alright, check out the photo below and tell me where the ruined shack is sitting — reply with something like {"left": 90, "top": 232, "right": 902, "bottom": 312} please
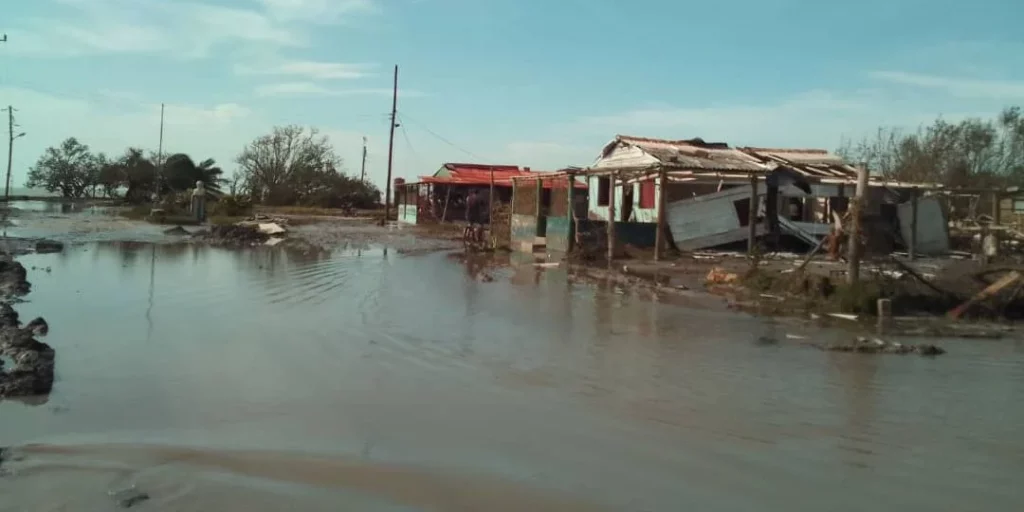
{"left": 577, "top": 135, "right": 949, "bottom": 257}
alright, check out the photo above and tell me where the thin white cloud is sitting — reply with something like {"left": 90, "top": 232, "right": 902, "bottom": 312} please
{"left": 254, "top": 82, "right": 424, "bottom": 98}
{"left": 236, "top": 61, "right": 376, "bottom": 80}
{"left": 8, "top": 0, "right": 306, "bottom": 58}
{"left": 868, "top": 71, "right": 1024, "bottom": 100}
{"left": 260, "top": 0, "right": 380, "bottom": 24}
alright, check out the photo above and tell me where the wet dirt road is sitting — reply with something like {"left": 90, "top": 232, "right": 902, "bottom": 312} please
{"left": 2, "top": 240, "right": 1024, "bottom": 511}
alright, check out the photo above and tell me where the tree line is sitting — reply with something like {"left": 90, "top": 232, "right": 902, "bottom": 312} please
{"left": 837, "top": 106, "right": 1024, "bottom": 188}
{"left": 25, "top": 125, "right": 381, "bottom": 209}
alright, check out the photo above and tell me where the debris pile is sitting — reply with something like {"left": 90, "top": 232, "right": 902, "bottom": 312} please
{"left": 201, "top": 224, "right": 271, "bottom": 247}
{"left": 814, "top": 336, "right": 946, "bottom": 356}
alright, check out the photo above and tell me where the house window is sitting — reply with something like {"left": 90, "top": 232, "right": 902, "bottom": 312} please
{"left": 639, "top": 180, "right": 656, "bottom": 209}
{"left": 1015, "top": 200, "right": 1024, "bottom": 213}
{"left": 597, "top": 176, "right": 610, "bottom": 206}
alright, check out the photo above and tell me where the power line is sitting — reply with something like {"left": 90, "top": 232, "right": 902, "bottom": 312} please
{"left": 397, "top": 111, "right": 490, "bottom": 162}
{"left": 397, "top": 114, "right": 424, "bottom": 172}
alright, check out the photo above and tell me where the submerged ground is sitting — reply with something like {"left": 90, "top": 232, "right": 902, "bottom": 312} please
{"left": 1, "top": 201, "right": 1023, "bottom": 511}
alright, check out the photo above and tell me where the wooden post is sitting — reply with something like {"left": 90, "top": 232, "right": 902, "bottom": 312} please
{"left": 655, "top": 168, "right": 667, "bottom": 261}
{"left": 535, "top": 177, "right": 542, "bottom": 218}
{"left": 909, "top": 188, "right": 918, "bottom": 261}
{"left": 846, "top": 166, "right": 870, "bottom": 284}
{"left": 415, "top": 183, "right": 420, "bottom": 224}
{"left": 607, "top": 172, "right": 617, "bottom": 265}
{"left": 877, "top": 298, "right": 892, "bottom": 334}
{"left": 510, "top": 178, "right": 517, "bottom": 216}
{"left": 747, "top": 174, "right": 758, "bottom": 255}
{"left": 567, "top": 172, "right": 577, "bottom": 253}
{"left": 992, "top": 189, "right": 1002, "bottom": 225}
{"left": 489, "top": 166, "right": 496, "bottom": 248}
{"left": 441, "top": 185, "right": 452, "bottom": 222}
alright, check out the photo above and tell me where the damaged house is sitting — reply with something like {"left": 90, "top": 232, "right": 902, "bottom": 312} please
{"left": 395, "top": 163, "right": 538, "bottom": 225}
{"left": 582, "top": 135, "right": 949, "bottom": 255}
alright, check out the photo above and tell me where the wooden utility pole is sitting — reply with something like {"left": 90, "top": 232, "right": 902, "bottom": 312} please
{"left": 655, "top": 169, "right": 667, "bottom": 260}
{"left": 846, "top": 166, "right": 870, "bottom": 284}
{"left": 567, "top": 171, "right": 577, "bottom": 253}
{"left": 384, "top": 65, "right": 399, "bottom": 223}
{"left": 360, "top": 136, "right": 367, "bottom": 183}
{"left": 4, "top": 106, "right": 24, "bottom": 201}
{"left": 153, "top": 103, "right": 165, "bottom": 202}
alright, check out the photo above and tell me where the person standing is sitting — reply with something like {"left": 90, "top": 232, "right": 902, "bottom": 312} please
{"left": 191, "top": 181, "right": 207, "bottom": 223}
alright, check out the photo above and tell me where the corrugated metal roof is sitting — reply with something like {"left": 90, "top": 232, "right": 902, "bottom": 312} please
{"left": 604, "top": 135, "right": 767, "bottom": 172}
{"left": 419, "top": 164, "right": 585, "bottom": 188}
{"left": 739, "top": 147, "right": 860, "bottom": 182}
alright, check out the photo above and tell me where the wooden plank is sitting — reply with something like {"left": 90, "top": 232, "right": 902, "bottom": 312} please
{"left": 947, "top": 271, "right": 1021, "bottom": 320}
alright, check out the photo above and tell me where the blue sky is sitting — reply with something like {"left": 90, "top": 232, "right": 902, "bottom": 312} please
{"left": 2, "top": 0, "right": 1023, "bottom": 191}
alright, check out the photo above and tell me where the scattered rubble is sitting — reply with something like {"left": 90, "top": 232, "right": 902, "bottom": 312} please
{"left": 198, "top": 224, "right": 271, "bottom": 247}
{"left": 814, "top": 336, "right": 946, "bottom": 356}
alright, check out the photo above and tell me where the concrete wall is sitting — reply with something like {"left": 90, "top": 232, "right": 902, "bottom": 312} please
{"left": 546, "top": 216, "right": 572, "bottom": 253}
{"left": 511, "top": 213, "right": 538, "bottom": 252}
{"left": 397, "top": 204, "right": 417, "bottom": 225}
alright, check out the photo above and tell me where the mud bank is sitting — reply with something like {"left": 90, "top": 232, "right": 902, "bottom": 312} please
{"left": 0, "top": 253, "right": 54, "bottom": 400}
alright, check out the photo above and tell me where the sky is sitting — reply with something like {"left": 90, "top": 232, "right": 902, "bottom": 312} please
{"left": 2, "top": 0, "right": 1023, "bottom": 192}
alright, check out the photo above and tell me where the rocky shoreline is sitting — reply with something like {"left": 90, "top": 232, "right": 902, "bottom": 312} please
{"left": 0, "top": 252, "right": 54, "bottom": 400}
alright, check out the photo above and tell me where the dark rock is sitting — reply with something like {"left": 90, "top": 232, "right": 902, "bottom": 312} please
{"left": 0, "top": 255, "right": 55, "bottom": 401}
{"left": 24, "top": 317, "right": 48, "bottom": 337}
{"left": 34, "top": 240, "right": 64, "bottom": 254}
{"left": 110, "top": 487, "right": 150, "bottom": 509}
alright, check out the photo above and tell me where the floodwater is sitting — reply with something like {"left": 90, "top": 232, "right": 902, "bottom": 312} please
{"left": 2, "top": 240, "right": 1024, "bottom": 511}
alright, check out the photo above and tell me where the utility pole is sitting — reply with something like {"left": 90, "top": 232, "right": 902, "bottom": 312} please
{"left": 360, "top": 136, "right": 367, "bottom": 183}
{"left": 384, "top": 65, "right": 398, "bottom": 223}
{"left": 3, "top": 106, "right": 25, "bottom": 201}
{"left": 153, "top": 103, "right": 164, "bottom": 203}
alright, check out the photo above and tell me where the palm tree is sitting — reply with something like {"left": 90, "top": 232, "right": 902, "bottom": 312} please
{"left": 163, "top": 153, "right": 225, "bottom": 195}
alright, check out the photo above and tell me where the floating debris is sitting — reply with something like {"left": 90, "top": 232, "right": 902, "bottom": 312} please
{"left": 816, "top": 336, "right": 946, "bottom": 356}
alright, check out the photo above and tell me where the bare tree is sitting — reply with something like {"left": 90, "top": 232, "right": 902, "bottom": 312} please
{"left": 235, "top": 125, "right": 340, "bottom": 205}
{"left": 837, "top": 106, "right": 1024, "bottom": 188}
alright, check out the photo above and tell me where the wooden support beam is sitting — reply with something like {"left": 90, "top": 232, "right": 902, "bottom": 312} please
{"left": 607, "top": 172, "right": 618, "bottom": 265}
{"left": 655, "top": 168, "right": 667, "bottom": 261}
{"left": 747, "top": 174, "right": 758, "bottom": 255}
{"left": 567, "top": 172, "right": 577, "bottom": 253}
{"left": 846, "top": 166, "right": 870, "bottom": 284}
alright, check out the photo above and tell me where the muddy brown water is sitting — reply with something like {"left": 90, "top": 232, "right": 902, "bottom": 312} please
{"left": 2, "top": 241, "right": 1024, "bottom": 511}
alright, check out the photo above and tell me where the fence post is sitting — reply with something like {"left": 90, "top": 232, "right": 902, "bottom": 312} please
{"left": 655, "top": 168, "right": 667, "bottom": 261}
{"left": 846, "top": 166, "right": 870, "bottom": 284}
